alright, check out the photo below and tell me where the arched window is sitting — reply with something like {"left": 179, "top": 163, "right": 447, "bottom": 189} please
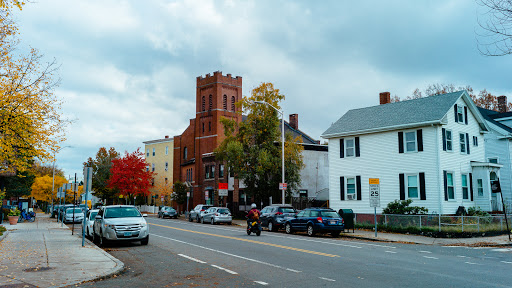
{"left": 202, "top": 96, "right": 205, "bottom": 111}
{"left": 223, "top": 95, "right": 227, "bottom": 110}
{"left": 209, "top": 95, "right": 212, "bottom": 110}
{"left": 231, "top": 96, "right": 236, "bottom": 111}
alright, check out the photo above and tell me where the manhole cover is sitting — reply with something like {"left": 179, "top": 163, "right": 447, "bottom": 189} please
{"left": 23, "top": 266, "right": 54, "bottom": 272}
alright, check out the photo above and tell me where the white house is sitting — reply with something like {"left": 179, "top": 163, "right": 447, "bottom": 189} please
{"left": 321, "top": 91, "right": 498, "bottom": 214}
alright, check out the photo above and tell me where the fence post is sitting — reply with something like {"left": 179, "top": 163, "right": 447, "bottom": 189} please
{"left": 439, "top": 214, "right": 441, "bottom": 232}
{"left": 385, "top": 214, "right": 387, "bottom": 226}
{"left": 477, "top": 216, "right": 480, "bottom": 233}
{"left": 419, "top": 215, "right": 422, "bottom": 230}
{"left": 462, "top": 215, "right": 464, "bottom": 233}
{"left": 501, "top": 217, "right": 503, "bottom": 231}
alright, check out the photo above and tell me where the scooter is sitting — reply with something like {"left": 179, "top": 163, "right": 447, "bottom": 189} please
{"left": 246, "top": 219, "right": 262, "bottom": 236}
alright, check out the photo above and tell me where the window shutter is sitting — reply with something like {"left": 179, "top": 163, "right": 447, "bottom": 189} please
{"left": 399, "top": 173, "right": 405, "bottom": 200}
{"left": 466, "top": 133, "right": 470, "bottom": 154}
{"left": 398, "top": 132, "right": 404, "bottom": 153}
{"left": 442, "top": 128, "right": 447, "bottom": 151}
{"left": 356, "top": 176, "right": 362, "bottom": 200}
{"left": 340, "top": 139, "right": 344, "bottom": 158}
{"left": 469, "top": 173, "right": 474, "bottom": 201}
{"left": 419, "top": 172, "right": 426, "bottom": 200}
{"left": 443, "top": 171, "right": 448, "bottom": 201}
{"left": 355, "top": 137, "right": 360, "bottom": 157}
{"left": 454, "top": 104, "right": 458, "bottom": 123}
{"left": 417, "top": 129, "right": 423, "bottom": 152}
{"left": 464, "top": 107, "right": 468, "bottom": 125}
{"left": 340, "top": 177, "right": 345, "bottom": 200}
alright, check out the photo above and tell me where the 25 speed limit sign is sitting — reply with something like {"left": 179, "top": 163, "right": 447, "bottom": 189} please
{"left": 369, "top": 178, "right": 380, "bottom": 207}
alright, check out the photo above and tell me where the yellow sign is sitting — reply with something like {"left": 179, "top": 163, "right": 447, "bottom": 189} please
{"left": 369, "top": 178, "right": 380, "bottom": 185}
{"left": 119, "top": 194, "right": 123, "bottom": 198}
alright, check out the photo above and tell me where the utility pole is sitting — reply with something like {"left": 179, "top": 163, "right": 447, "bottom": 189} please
{"left": 72, "top": 173, "right": 76, "bottom": 235}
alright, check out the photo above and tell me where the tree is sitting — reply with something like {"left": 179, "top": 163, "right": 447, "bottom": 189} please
{"left": 83, "top": 147, "right": 120, "bottom": 204}
{"left": 31, "top": 160, "right": 64, "bottom": 178}
{"left": 477, "top": 0, "right": 512, "bottom": 56}
{"left": 215, "top": 82, "right": 305, "bottom": 204}
{"left": 30, "top": 174, "right": 67, "bottom": 202}
{"left": 172, "top": 181, "right": 188, "bottom": 206}
{"left": 153, "top": 180, "right": 173, "bottom": 206}
{"left": 0, "top": 2, "right": 69, "bottom": 174}
{"left": 108, "top": 148, "right": 153, "bottom": 204}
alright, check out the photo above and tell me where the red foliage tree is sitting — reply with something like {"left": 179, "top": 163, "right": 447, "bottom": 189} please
{"left": 108, "top": 148, "right": 153, "bottom": 202}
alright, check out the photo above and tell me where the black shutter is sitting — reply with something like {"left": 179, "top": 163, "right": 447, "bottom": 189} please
{"left": 417, "top": 129, "right": 423, "bottom": 152}
{"left": 340, "top": 139, "right": 344, "bottom": 158}
{"left": 356, "top": 176, "right": 362, "bottom": 200}
{"left": 464, "top": 106, "right": 468, "bottom": 125}
{"left": 340, "top": 177, "right": 345, "bottom": 200}
{"left": 454, "top": 104, "right": 458, "bottom": 123}
{"left": 355, "top": 137, "right": 360, "bottom": 157}
{"left": 469, "top": 173, "right": 474, "bottom": 201}
{"left": 398, "top": 132, "right": 404, "bottom": 153}
{"left": 443, "top": 171, "right": 448, "bottom": 201}
{"left": 399, "top": 173, "right": 405, "bottom": 200}
{"left": 442, "top": 128, "right": 447, "bottom": 151}
{"left": 466, "top": 133, "right": 470, "bottom": 154}
{"left": 419, "top": 172, "right": 426, "bottom": 200}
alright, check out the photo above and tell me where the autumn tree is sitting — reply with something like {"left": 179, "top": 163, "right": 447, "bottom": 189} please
{"left": 215, "top": 82, "right": 304, "bottom": 205}
{"left": 153, "top": 180, "right": 173, "bottom": 206}
{"left": 172, "top": 181, "right": 188, "bottom": 207}
{"left": 83, "top": 147, "right": 120, "bottom": 204}
{"left": 30, "top": 174, "right": 67, "bottom": 202}
{"left": 477, "top": 0, "right": 512, "bottom": 56}
{"left": 0, "top": 1, "right": 69, "bottom": 174}
{"left": 108, "top": 148, "right": 153, "bottom": 204}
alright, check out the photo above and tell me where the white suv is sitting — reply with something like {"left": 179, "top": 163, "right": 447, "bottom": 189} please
{"left": 93, "top": 205, "right": 149, "bottom": 247}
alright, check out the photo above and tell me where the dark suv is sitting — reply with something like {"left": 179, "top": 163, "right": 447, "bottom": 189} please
{"left": 284, "top": 208, "right": 344, "bottom": 237}
{"left": 260, "top": 205, "right": 297, "bottom": 232}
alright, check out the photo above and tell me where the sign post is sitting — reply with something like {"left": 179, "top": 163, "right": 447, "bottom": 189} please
{"left": 82, "top": 167, "right": 92, "bottom": 247}
{"left": 369, "top": 178, "right": 381, "bottom": 238}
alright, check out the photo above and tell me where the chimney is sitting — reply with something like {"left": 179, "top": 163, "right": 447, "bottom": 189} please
{"left": 498, "top": 95, "right": 507, "bottom": 113}
{"left": 380, "top": 92, "right": 391, "bottom": 105}
{"left": 289, "top": 114, "right": 298, "bottom": 130}
{"left": 165, "top": 135, "right": 169, "bottom": 139}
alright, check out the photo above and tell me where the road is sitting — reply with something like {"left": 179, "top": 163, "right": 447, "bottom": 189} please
{"left": 71, "top": 216, "right": 512, "bottom": 287}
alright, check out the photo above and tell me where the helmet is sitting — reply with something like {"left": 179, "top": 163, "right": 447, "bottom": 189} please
{"left": 251, "top": 203, "right": 257, "bottom": 209}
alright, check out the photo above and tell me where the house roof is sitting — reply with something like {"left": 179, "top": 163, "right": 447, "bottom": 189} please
{"left": 478, "top": 107, "right": 512, "bottom": 134}
{"left": 322, "top": 90, "right": 488, "bottom": 138}
{"left": 241, "top": 115, "right": 319, "bottom": 145}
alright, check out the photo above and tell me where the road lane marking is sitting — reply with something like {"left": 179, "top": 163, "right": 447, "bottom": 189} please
{"left": 286, "top": 268, "right": 301, "bottom": 273}
{"left": 267, "top": 234, "right": 363, "bottom": 249}
{"left": 150, "top": 223, "right": 340, "bottom": 258}
{"left": 178, "top": 254, "right": 206, "bottom": 264}
{"left": 254, "top": 281, "right": 268, "bottom": 285}
{"left": 465, "top": 262, "right": 482, "bottom": 265}
{"left": 152, "top": 234, "right": 303, "bottom": 273}
{"left": 422, "top": 256, "right": 438, "bottom": 260}
{"left": 211, "top": 264, "right": 238, "bottom": 275}
{"left": 419, "top": 251, "right": 431, "bottom": 254}
{"left": 319, "top": 277, "right": 336, "bottom": 282}
{"left": 500, "top": 261, "right": 512, "bottom": 264}
{"left": 385, "top": 251, "right": 397, "bottom": 254}
{"left": 457, "top": 255, "right": 469, "bottom": 258}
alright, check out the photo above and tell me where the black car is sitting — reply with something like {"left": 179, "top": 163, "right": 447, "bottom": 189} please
{"left": 158, "top": 206, "right": 178, "bottom": 219}
{"left": 284, "top": 208, "right": 344, "bottom": 237}
{"left": 260, "top": 205, "right": 297, "bottom": 232}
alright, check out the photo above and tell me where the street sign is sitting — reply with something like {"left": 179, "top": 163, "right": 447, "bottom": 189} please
{"left": 160, "top": 195, "right": 164, "bottom": 201}
{"left": 205, "top": 191, "right": 209, "bottom": 200}
{"left": 218, "top": 183, "right": 228, "bottom": 196}
{"left": 186, "top": 192, "right": 190, "bottom": 197}
{"left": 279, "top": 183, "right": 287, "bottom": 190}
{"left": 369, "top": 178, "right": 380, "bottom": 207}
{"left": 83, "top": 167, "right": 92, "bottom": 193}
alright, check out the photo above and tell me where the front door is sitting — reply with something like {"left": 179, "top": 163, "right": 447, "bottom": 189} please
{"left": 490, "top": 172, "right": 500, "bottom": 211}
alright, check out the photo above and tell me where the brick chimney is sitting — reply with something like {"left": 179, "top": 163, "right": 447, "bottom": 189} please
{"left": 289, "top": 114, "right": 298, "bottom": 130}
{"left": 165, "top": 135, "right": 169, "bottom": 139}
{"left": 380, "top": 92, "right": 391, "bottom": 105}
{"left": 498, "top": 95, "right": 507, "bottom": 113}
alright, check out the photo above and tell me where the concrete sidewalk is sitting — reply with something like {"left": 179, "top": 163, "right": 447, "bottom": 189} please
{"left": 0, "top": 214, "right": 124, "bottom": 288}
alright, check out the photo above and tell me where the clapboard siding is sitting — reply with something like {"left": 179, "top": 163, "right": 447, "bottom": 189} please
{"left": 485, "top": 127, "right": 512, "bottom": 203}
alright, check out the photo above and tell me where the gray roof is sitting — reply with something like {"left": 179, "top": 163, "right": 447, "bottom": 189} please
{"left": 478, "top": 107, "right": 512, "bottom": 134}
{"left": 322, "top": 91, "right": 465, "bottom": 138}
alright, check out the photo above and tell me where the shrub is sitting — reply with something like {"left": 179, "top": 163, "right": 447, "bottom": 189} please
{"left": 382, "top": 199, "right": 428, "bottom": 215}
{"left": 467, "top": 206, "right": 489, "bottom": 217}
{"left": 8, "top": 208, "right": 20, "bottom": 216}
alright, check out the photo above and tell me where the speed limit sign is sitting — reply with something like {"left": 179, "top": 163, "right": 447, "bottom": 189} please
{"left": 369, "top": 178, "right": 380, "bottom": 207}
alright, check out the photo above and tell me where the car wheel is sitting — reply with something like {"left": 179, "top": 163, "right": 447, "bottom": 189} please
{"left": 92, "top": 228, "right": 98, "bottom": 244}
{"left": 99, "top": 231, "right": 108, "bottom": 247}
{"left": 86, "top": 227, "right": 90, "bottom": 238}
{"left": 307, "top": 224, "right": 315, "bottom": 237}
{"left": 201, "top": 217, "right": 204, "bottom": 224}
{"left": 196, "top": 216, "right": 201, "bottom": 223}
{"left": 331, "top": 231, "right": 341, "bottom": 238}
{"left": 268, "top": 221, "right": 274, "bottom": 232}
{"left": 158, "top": 214, "right": 160, "bottom": 218}
{"left": 211, "top": 218, "right": 215, "bottom": 225}
{"left": 285, "top": 223, "right": 292, "bottom": 234}
{"left": 228, "top": 222, "right": 232, "bottom": 225}
{"left": 141, "top": 236, "right": 149, "bottom": 245}
{"left": 188, "top": 215, "right": 193, "bottom": 222}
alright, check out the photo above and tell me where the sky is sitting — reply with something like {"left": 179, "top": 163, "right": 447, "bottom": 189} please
{"left": 12, "top": 0, "right": 512, "bottom": 181}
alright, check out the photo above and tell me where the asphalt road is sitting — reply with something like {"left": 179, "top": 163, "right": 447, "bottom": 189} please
{"left": 70, "top": 216, "right": 512, "bottom": 287}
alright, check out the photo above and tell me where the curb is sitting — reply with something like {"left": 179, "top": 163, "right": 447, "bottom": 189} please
{"left": 0, "top": 229, "right": 9, "bottom": 243}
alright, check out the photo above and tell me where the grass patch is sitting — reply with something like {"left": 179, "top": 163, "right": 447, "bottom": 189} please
{"left": 0, "top": 225, "right": 6, "bottom": 237}
{"left": 355, "top": 223, "right": 508, "bottom": 238}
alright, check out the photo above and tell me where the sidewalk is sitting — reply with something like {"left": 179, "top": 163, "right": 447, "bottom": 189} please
{"left": 230, "top": 219, "right": 512, "bottom": 246}
{"left": 0, "top": 214, "right": 124, "bottom": 288}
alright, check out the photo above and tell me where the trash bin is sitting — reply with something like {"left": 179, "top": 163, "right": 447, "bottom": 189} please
{"left": 339, "top": 209, "right": 354, "bottom": 232}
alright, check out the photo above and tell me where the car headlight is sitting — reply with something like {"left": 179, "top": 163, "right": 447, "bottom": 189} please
{"left": 104, "top": 224, "right": 115, "bottom": 229}
{"left": 140, "top": 222, "right": 147, "bottom": 227}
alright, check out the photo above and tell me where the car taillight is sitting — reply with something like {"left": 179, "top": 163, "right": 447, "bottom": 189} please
{"left": 275, "top": 212, "right": 283, "bottom": 215}
{"left": 215, "top": 213, "right": 219, "bottom": 216}
{"left": 342, "top": 218, "right": 344, "bottom": 224}
{"left": 200, "top": 209, "right": 205, "bottom": 211}
{"left": 317, "top": 217, "right": 323, "bottom": 223}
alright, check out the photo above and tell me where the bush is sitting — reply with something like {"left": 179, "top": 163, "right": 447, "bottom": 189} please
{"left": 8, "top": 208, "right": 20, "bottom": 216}
{"left": 467, "top": 206, "right": 489, "bottom": 217}
{"left": 382, "top": 199, "right": 428, "bottom": 215}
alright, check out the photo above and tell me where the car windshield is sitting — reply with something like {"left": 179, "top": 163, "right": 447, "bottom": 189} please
{"left": 320, "top": 211, "right": 340, "bottom": 218}
{"left": 66, "top": 208, "right": 82, "bottom": 214}
{"left": 278, "top": 207, "right": 295, "bottom": 213}
{"left": 104, "top": 207, "right": 141, "bottom": 218}
{"left": 218, "top": 208, "right": 230, "bottom": 214}
{"left": 168, "top": 208, "right": 176, "bottom": 211}
{"left": 90, "top": 212, "right": 98, "bottom": 219}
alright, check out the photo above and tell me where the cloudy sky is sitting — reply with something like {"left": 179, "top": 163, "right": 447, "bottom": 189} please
{"left": 13, "top": 0, "right": 512, "bottom": 180}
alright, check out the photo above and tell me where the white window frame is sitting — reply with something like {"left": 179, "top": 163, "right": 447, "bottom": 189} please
{"left": 488, "top": 157, "right": 499, "bottom": 164}
{"left": 404, "top": 131, "right": 417, "bottom": 153}
{"left": 445, "top": 129, "right": 453, "bottom": 152}
{"left": 446, "top": 172, "right": 455, "bottom": 200}
{"left": 459, "top": 133, "right": 467, "bottom": 154}
{"left": 152, "top": 148, "right": 156, "bottom": 156}
{"left": 146, "top": 149, "right": 149, "bottom": 157}
{"left": 477, "top": 179, "right": 484, "bottom": 197}
{"left": 457, "top": 105, "right": 464, "bottom": 123}
{"left": 406, "top": 174, "right": 419, "bottom": 199}
{"left": 152, "top": 163, "right": 155, "bottom": 172}
{"left": 461, "top": 174, "right": 469, "bottom": 200}
{"left": 165, "top": 146, "right": 169, "bottom": 155}
{"left": 345, "top": 138, "right": 355, "bottom": 157}
{"left": 346, "top": 177, "right": 356, "bottom": 200}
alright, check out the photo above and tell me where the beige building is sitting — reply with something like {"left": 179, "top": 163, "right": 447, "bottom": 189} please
{"left": 143, "top": 135, "right": 174, "bottom": 206}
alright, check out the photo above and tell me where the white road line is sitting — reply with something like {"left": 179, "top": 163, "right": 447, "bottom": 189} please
{"left": 319, "top": 277, "right": 336, "bottom": 282}
{"left": 465, "top": 262, "right": 482, "bottom": 265}
{"left": 178, "top": 254, "right": 207, "bottom": 264}
{"left": 211, "top": 264, "right": 238, "bottom": 275}
{"left": 500, "top": 261, "right": 512, "bottom": 264}
{"left": 492, "top": 248, "right": 512, "bottom": 252}
{"left": 152, "top": 234, "right": 302, "bottom": 273}
{"left": 419, "top": 251, "right": 432, "bottom": 254}
{"left": 286, "top": 268, "right": 301, "bottom": 273}
{"left": 422, "top": 256, "right": 438, "bottom": 260}
{"left": 385, "top": 251, "right": 397, "bottom": 254}
{"left": 457, "top": 255, "right": 469, "bottom": 258}
{"left": 254, "top": 281, "right": 269, "bottom": 285}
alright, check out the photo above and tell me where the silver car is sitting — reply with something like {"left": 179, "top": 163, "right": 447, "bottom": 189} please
{"left": 85, "top": 209, "right": 99, "bottom": 238}
{"left": 93, "top": 205, "right": 149, "bottom": 247}
{"left": 201, "top": 207, "right": 232, "bottom": 225}
{"left": 64, "top": 207, "right": 84, "bottom": 224}
{"left": 188, "top": 204, "right": 212, "bottom": 223}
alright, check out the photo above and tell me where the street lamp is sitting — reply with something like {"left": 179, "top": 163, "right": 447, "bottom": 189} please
{"left": 253, "top": 100, "right": 285, "bottom": 205}
{"left": 52, "top": 145, "right": 72, "bottom": 220}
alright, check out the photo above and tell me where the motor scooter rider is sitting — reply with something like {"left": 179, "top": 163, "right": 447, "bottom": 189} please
{"left": 246, "top": 203, "right": 260, "bottom": 228}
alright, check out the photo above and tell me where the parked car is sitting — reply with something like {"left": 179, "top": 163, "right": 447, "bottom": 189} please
{"left": 260, "top": 205, "right": 297, "bottom": 232}
{"left": 158, "top": 206, "right": 178, "bottom": 219}
{"left": 58, "top": 204, "right": 74, "bottom": 220}
{"left": 64, "top": 207, "right": 85, "bottom": 224}
{"left": 50, "top": 204, "right": 61, "bottom": 218}
{"left": 93, "top": 205, "right": 149, "bottom": 247}
{"left": 188, "top": 204, "right": 212, "bottom": 223}
{"left": 201, "top": 207, "right": 232, "bottom": 225}
{"left": 284, "top": 208, "right": 344, "bottom": 237}
{"left": 85, "top": 209, "right": 99, "bottom": 238}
